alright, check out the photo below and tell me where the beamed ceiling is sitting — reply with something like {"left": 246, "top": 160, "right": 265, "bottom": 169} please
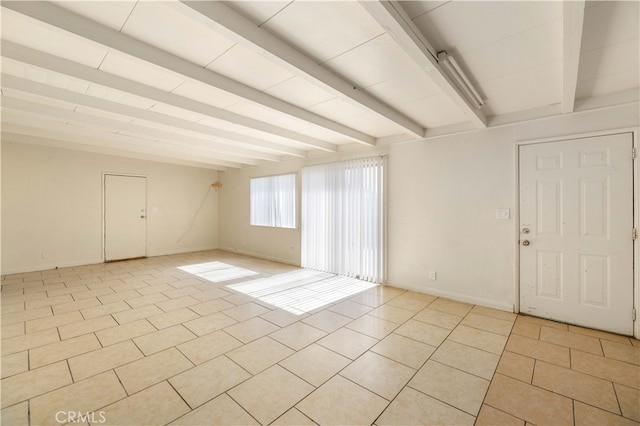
{"left": 1, "top": 1, "right": 638, "bottom": 170}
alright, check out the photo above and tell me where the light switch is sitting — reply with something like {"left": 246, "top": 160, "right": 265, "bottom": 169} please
{"left": 496, "top": 208, "right": 510, "bottom": 220}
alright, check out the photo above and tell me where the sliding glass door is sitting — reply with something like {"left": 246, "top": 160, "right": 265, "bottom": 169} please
{"left": 301, "top": 156, "right": 385, "bottom": 283}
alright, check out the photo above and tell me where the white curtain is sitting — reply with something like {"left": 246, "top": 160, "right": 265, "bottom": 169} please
{"left": 250, "top": 173, "right": 296, "bottom": 228}
{"left": 301, "top": 157, "right": 385, "bottom": 283}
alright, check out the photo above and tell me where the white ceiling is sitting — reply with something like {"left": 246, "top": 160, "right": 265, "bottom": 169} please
{"left": 1, "top": 1, "right": 638, "bottom": 170}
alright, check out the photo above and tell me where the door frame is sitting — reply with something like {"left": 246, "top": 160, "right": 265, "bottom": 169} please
{"left": 514, "top": 128, "right": 638, "bottom": 338}
{"left": 102, "top": 172, "right": 148, "bottom": 262}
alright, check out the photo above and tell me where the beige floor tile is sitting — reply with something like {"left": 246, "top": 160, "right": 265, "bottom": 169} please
{"left": 170, "top": 393, "right": 259, "bottom": 426}
{"left": 377, "top": 387, "right": 474, "bottom": 425}
{"left": 484, "top": 374, "right": 573, "bottom": 425}
{"left": 413, "top": 308, "right": 463, "bottom": 330}
{"left": 302, "top": 310, "right": 352, "bottom": 333}
{"left": 317, "top": 327, "right": 378, "bottom": 359}
{"left": 147, "top": 308, "right": 200, "bottom": 329}
{"left": 2, "top": 306, "right": 52, "bottom": 326}
{"left": 496, "top": 351, "right": 535, "bottom": 383}
{"left": 58, "top": 315, "right": 119, "bottom": 340}
{"left": 432, "top": 340, "right": 500, "bottom": 380}
{"left": 95, "top": 319, "right": 157, "bottom": 346}
{"left": 510, "top": 320, "right": 540, "bottom": 339}
{"left": 156, "top": 295, "right": 200, "bottom": 313}
{"left": 269, "top": 322, "right": 326, "bottom": 351}
{"left": 177, "top": 330, "right": 243, "bottom": 365}
{"left": 102, "top": 381, "right": 190, "bottom": 425}
{"left": 349, "top": 292, "right": 387, "bottom": 308}
{"left": 569, "top": 325, "right": 633, "bottom": 345}
{"left": 224, "top": 317, "right": 280, "bottom": 343}
{"left": 72, "top": 287, "right": 114, "bottom": 300}
{"left": 615, "top": 384, "right": 640, "bottom": 422}
{"left": 395, "top": 319, "right": 451, "bottom": 346}
{"left": 24, "top": 294, "right": 73, "bottom": 310}
{"left": 409, "top": 360, "right": 489, "bottom": 416}
{"left": 505, "top": 334, "right": 570, "bottom": 367}
{"left": 2, "top": 302, "right": 26, "bottom": 314}
{"left": 133, "top": 324, "right": 196, "bottom": 355}
{"left": 328, "top": 300, "right": 373, "bottom": 319}
{"left": 183, "top": 312, "right": 237, "bottom": 336}
{"left": 223, "top": 302, "right": 271, "bottom": 321}
{"left": 371, "top": 333, "right": 435, "bottom": 369}
{"left": 574, "top": 401, "right": 638, "bottom": 426}
{"left": 260, "top": 309, "right": 307, "bottom": 327}
{"left": 476, "top": 404, "right": 524, "bottom": 425}
{"left": 346, "top": 314, "right": 398, "bottom": 339}
{"left": 428, "top": 298, "right": 473, "bottom": 316}
{"left": 341, "top": 351, "right": 415, "bottom": 400}
{"left": 297, "top": 375, "right": 388, "bottom": 425}
{"left": 0, "top": 401, "right": 29, "bottom": 426}
{"left": 516, "top": 315, "right": 568, "bottom": 330}
{"left": 52, "top": 297, "right": 102, "bottom": 315}
{"left": 386, "top": 294, "right": 433, "bottom": 312}
{"left": 1, "top": 327, "right": 59, "bottom": 356}
{"left": 229, "top": 365, "right": 314, "bottom": 425}
{"left": 69, "top": 340, "right": 144, "bottom": 381}
{"left": 80, "top": 301, "right": 130, "bottom": 320}
{"left": 461, "top": 312, "right": 514, "bottom": 336}
{"left": 163, "top": 286, "right": 201, "bottom": 299}
{"left": 111, "top": 304, "right": 164, "bottom": 324}
{"left": 30, "top": 333, "right": 101, "bottom": 369}
{"left": 25, "top": 310, "right": 83, "bottom": 334}
{"left": 279, "top": 343, "right": 351, "bottom": 387}
{"left": 227, "top": 336, "right": 294, "bottom": 374}
{"left": 602, "top": 339, "right": 640, "bottom": 365}
{"left": 136, "top": 283, "right": 175, "bottom": 296}
{"left": 224, "top": 292, "right": 257, "bottom": 306}
{"left": 271, "top": 408, "right": 315, "bottom": 425}
{"left": 1, "top": 322, "right": 25, "bottom": 340}
{"left": 471, "top": 306, "right": 517, "bottom": 322}
{"left": 191, "top": 287, "right": 233, "bottom": 302}
{"left": 368, "top": 304, "right": 414, "bottom": 324}
{"left": 1, "top": 351, "right": 28, "bottom": 378}
{"left": 115, "top": 347, "right": 193, "bottom": 394}
{"left": 533, "top": 360, "right": 620, "bottom": 413}
{"left": 1, "top": 361, "right": 72, "bottom": 408}
{"left": 97, "top": 289, "right": 141, "bottom": 305}
{"left": 170, "top": 355, "right": 251, "bottom": 408}
{"left": 571, "top": 350, "right": 640, "bottom": 389}
{"left": 30, "top": 371, "right": 127, "bottom": 425}
{"left": 126, "top": 293, "right": 170, "bottom": 308}
{"left": 189, "top": 298, "right": 235, "bottom": 316}
{"left": 540, "top": 326, "right": 603, "bottom": 355}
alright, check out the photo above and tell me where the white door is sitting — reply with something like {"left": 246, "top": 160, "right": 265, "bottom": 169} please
{"left": 519, "top": 133, "right": 634, "bottom": 335}
{"left": 104, "top": 174, "right": 147, "bottom": 261}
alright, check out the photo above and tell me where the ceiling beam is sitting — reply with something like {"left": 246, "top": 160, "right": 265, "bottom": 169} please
{"left": 1, "top": 121, "right": 240, "bottom": 169}
{"left": 2, "top": 41, "right": 320, "bottom": 154}
{"left": 2, "top": 131, "right": 226, "bottom": 171}
{"left": 2, "top": 96, "right": 280, "bottom": 164}
{"left": 359, "top": 0, "right": 487, "bottom": 128}
{"left": 176, "top": 1, "right": 425, "bottom": 138}
{"left": 3, "top": 1, "right": 375, "bottom": 146}
{"left": 1, "top": 74, "right": 310, "bottom": 161}
{"left": 561, "top": 0, "right": 585, "bottom": 113}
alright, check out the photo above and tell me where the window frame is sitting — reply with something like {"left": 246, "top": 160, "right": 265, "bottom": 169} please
{"left": 249, "top": 172, "right": 297, "bottom": 229}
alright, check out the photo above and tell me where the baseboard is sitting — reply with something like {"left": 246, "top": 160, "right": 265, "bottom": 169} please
{"left": 1, "top": 257, "right": 104, "bottom": 276}
{"left": 147, "top": 245, "right": 219, "bottom": 258}
{"left": 387, "top": 281, "right": 515, "bottom": 313}
{"left": 217, "top": 246, "right": 301, "bottom": 267}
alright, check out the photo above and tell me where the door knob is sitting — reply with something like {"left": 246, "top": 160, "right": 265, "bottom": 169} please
{"left": 522, "top": 240, "right": 530, "bottom": 246}
{"left": 140, "top": 215, "right": 146, "bottom": 219}
{"left": 522, "top": 227, "right": 530, "bottom": 234}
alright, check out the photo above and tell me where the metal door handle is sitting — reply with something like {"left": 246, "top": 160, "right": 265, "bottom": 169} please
{"left": 522, "top": 227, "right": 530, "bottom": 234}
{"left": 522, "top": 240, "right": 530, "bottom": 246}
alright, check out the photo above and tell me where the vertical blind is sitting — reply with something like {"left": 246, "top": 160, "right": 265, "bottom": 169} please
{"left": 250, "top": 173, "right": 296, "bottom": 228}
{"left": 301, "top": 156, "right": 385, "bottom": 283}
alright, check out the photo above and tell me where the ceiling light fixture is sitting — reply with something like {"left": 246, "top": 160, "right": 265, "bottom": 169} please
{"left": 437, "top": 51, "right": 485, "bottom": 109}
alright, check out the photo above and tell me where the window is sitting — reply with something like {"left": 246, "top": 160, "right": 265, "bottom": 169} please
{"left": 250, "top": 173, "right": 296, "bottom": 228}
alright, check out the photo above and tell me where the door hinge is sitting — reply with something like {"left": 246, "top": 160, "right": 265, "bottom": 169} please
{"left": 633, "top": 148, "right": 637, "bottom": 160}
{"left": 633, "top": 308, "right": 637, "bottom": 321}
{"left": 633, "top": 228, "right": 638, "bottom": 240}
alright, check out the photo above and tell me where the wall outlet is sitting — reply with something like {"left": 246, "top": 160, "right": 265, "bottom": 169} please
{"left": 428, "top": 271, "right": 437, "bottom": 281}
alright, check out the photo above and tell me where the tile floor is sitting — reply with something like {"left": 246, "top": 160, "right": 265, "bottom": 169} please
{"left": 1, "top": 250, "right": 639, "bottom": 425}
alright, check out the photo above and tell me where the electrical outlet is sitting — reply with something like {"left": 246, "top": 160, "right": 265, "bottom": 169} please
{"left": 429, "top": 271, "right": 437, "bottom": 281}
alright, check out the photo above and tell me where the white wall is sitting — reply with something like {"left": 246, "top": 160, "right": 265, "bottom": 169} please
{"left": 1, "top": 142, "right": 219, "bottom": 274}
{"left": 218, "top": 103, "right": 639, "bottom": 311}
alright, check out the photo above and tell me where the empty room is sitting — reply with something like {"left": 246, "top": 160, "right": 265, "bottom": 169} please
{"left": 1, "top": 0, "right": 639, "bottom": 425}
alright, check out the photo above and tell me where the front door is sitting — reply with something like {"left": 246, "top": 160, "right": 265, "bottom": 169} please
{"left": 519, "top": 133, "right": 634, "bottom": 335}
{"left": 104, "top": 174, "right": 147, "bottom": 262}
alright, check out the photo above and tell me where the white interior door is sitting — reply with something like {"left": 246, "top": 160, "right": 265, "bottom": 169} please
{"left": 519, "top": 133, "right": 634, "bottom": 335}
{"left": 104, "top": 174, "right": 147, "bottom": 261}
